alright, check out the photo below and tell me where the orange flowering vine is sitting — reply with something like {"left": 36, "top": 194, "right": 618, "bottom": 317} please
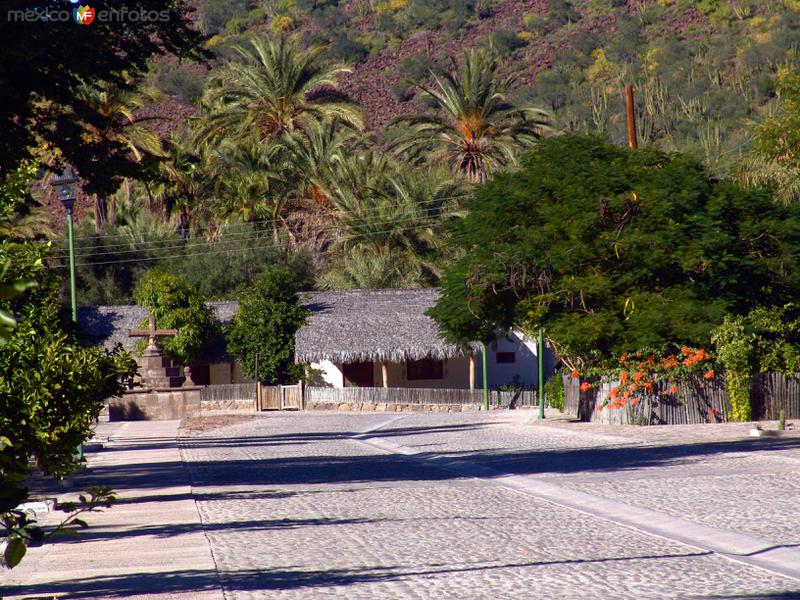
{"left": 598, "top": 345, "right": 716, "bottom": 410}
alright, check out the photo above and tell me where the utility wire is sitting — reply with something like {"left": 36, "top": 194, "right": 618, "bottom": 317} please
{"left": 53, "top": 221, "right": 450, "bottom": 269}
{"left": 52, "top": 196, "right": 467, "bottom": 259}
{"left": 61, "top": 193, "right": 471, "bottom": 251}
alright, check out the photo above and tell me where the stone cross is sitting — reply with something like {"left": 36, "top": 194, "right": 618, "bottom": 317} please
{"left": 128, "top": 314, "right": 178, "bottom": 355}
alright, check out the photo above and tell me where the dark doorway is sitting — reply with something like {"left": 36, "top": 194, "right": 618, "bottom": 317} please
{"left": 342, "top": 361, "right": 374, "bottom": 387}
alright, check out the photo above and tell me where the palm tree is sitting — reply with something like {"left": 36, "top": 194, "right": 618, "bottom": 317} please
{"left": 391, "top": 49, "right": 550, "bottom": 183}
{"left": 212, "top": 136, "right": 292, "bottom": 242}
{"left": 73, "top": 80, "right": 165, "bottom": 231}
{"left": 320, "top": 151, "right": 467, "bottom": 287}
{"left": 199, "top": 36, "right": 363, "bottom": 146}
{"left": 732, "top": 154, "right": 800, "bottom": 205}
{"left": 156, "top": 134, "right": 219, "bottom": 238}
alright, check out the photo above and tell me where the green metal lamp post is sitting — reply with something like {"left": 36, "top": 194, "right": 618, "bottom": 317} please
{"left": 52, "top": 167, "right": 78, "bottom": 323}
{"left": 52, "top": 168, "right": 82, "bottom": 462}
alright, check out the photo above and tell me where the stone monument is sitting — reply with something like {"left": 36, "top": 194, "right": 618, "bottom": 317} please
{"left": 128, "top": 315, "right": 183, "bottom": 388}
{"left": 106, "top": 313, "right": 203, "bottom": 420}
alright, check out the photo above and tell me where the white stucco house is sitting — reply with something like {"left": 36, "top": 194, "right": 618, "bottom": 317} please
{"left": 295, "top": 289, "right": 554, "bottom": 390}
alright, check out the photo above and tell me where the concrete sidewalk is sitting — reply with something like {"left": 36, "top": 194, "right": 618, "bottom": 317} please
{"left": 0, "top": 421, "right": 223, "bottom": 600}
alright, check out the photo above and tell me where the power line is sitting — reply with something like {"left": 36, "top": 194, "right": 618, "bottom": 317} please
{"left": 53, "top": 221, "right": 449, "bottom": 269}
{"left": 52, "top": 196, "right": 467, "bottom": 260}
{"left": 61, "top": 193, "right": 470, "bottom": 251}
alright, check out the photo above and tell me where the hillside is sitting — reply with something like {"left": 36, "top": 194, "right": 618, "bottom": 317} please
{"left": 150, "top": 0, "right": 798, "bottom": 168}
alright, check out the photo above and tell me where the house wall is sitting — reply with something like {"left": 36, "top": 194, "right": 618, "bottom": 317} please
{"left": 207, "top": 361, "right": 251, "bottom": 385}
{"left": 304, "top": 332, "right": 555, "bottom": 391}
{"left": 372, "top": 356, "right": 472, "bottom": 389}
{"left": 478, "top": 331, "right": 555, "bottom": 390}
{"left": 308, "top": 359, "right": 345, "bottom": 387}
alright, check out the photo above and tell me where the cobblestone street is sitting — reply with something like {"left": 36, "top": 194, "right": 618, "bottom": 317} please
{"left": 180, "top": 411, "right": 800, "bottom": 599}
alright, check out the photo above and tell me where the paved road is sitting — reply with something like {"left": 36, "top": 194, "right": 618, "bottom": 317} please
{"left": 179, "top": 411, "right": 800, "bottom": 600}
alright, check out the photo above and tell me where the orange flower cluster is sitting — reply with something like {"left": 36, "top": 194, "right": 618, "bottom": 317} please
{"left": 597, "top": 346, "right": 716, "bottom": 411}
{"left": 570, "top": 369, "right": 580, "bottom": 379}
{"left": 580, "top": 382, "right": 593, "bottom": 392}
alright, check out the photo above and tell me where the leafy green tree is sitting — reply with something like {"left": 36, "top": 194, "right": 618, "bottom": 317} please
{"left": 0, "top": 243, "right": 134, "bottom": 475}
{"left": 199, "top": 35, "right": 362, "bottom": 146}
{"left": 391, "top": 49, "right": 550, "bottom": 182}
{"left": 227, "top": 267, "right": 308, "bottom": 384}
{"left": 0, "top": 0, "right": 205, "bottom": 196}
{"left": 0, "top": 162, "right": 52, "bottom": 241}
{"left": 430, "top": 135, "right": 800, "bottom": 368}
{"left": 133, "top": 269, "right": 220, "bottom": 364}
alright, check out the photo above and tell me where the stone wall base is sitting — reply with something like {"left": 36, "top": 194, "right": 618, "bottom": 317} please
{"left": 201, "top": 399, "right": 257, "bottom": 412}
{"left": 108, "top": 387, "right": 202, "bottom": 421}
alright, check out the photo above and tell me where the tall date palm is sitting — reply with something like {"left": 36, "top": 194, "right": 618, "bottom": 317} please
{"left": 391, "top": 49, "right": 550, "bottom": 183}
{"left": 199, "top": 36, "right": 363, "bottom": 146}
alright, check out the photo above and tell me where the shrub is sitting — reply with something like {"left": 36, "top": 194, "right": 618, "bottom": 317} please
{"left": 489, "top": 29, "right": 527, "bottom": 56}
{"left": 271, "top": 15, "right": 295, "bottom": 33}
{"left": 227, "top": 267, "right": 308, "bottom": 384}
{"left": 155, "top": 64, "right": 206, "bottom": 104}
{"left": 711, "top": 316, "right": 752, "bottom": 421}
{"left": 133, "top": 269, "right": 220, "bottom": 365}
{"left": 201, "top": 0, "right": 249, "bottom": 35}
{"left": 330, "top": 33, "right": 368, "bottom": 63}
{"left": 0, "top": 242, "right": 133, "bottom": 477}
{"left": 543, "top": 370, "right": 565, "bottom": 411}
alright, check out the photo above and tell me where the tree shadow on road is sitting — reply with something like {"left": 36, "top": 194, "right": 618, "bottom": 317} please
{"left": 5, "top": 549, "right": 755, "bottom": 598}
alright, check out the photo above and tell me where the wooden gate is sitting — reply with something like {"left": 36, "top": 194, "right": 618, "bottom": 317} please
{"left": 259, "top": 383, "right": 303, "bottom": 411}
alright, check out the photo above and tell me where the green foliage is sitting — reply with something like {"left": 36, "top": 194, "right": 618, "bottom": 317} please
{"left": 711, "top": 316, "right": 752, "bottom": 421}
{"left": 736, "top": 69, "right": 800, "bottom": 204}
{"left": 330, "top": 33, "right": 369, "bottom": 64}
{"left": 133, "top": 269, "right": 220, "bottom": 364}
{"left": 547, "top": 1, "right": 580, "bottom": 26}
{"left": 0, "top": 0, "right": 206, "bottom": 196}
{"left": 391, "top": 49, "right": 550, "bottom": 183}
{"left": 0, "top": 242, "right": 134, "bottom": 477}
{"left": 0, "top": 162, "right": 52, "bottom": 241}
{"left": 227, "top": 267, "right": 308, "bottom": 384}
{"left": 199, "top": 35, "right": 362, "bottom": 146}
{"left": 430, "top": 135, "right": 800, "bottom": 369}
{"left": 543, "top": 370, "right": 565, "bottom": 411}
{"left": 202, "top": 0, "right": 249, "bottom": 34}
{"left": 488, "top": 29, "right": 527, "bottom": 56}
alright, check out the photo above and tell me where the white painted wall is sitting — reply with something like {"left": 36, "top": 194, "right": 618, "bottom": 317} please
{"left": 307, "top": 359, "right": 344, "bottom": 387}
{"left": 477, "top": 331, "right": 555, "bottom": 390}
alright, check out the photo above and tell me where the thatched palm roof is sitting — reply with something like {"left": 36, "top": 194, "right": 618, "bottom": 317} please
{"left": 296, "top": 288, "right": 469, "bottom": 364}
{"left": 78, "top": 289, "right": 468, "bottom": 365}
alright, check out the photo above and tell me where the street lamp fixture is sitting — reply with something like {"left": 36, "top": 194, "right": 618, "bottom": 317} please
{"left": 51, "top": 166, "right": 78, "bottom": 323}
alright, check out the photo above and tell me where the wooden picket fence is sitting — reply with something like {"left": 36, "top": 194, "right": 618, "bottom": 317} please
{"left": 200, "top": 383, "right": 257, "bottom": 403}
{"left": 563, "top": 372, "right": 800, "bottom": 425}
